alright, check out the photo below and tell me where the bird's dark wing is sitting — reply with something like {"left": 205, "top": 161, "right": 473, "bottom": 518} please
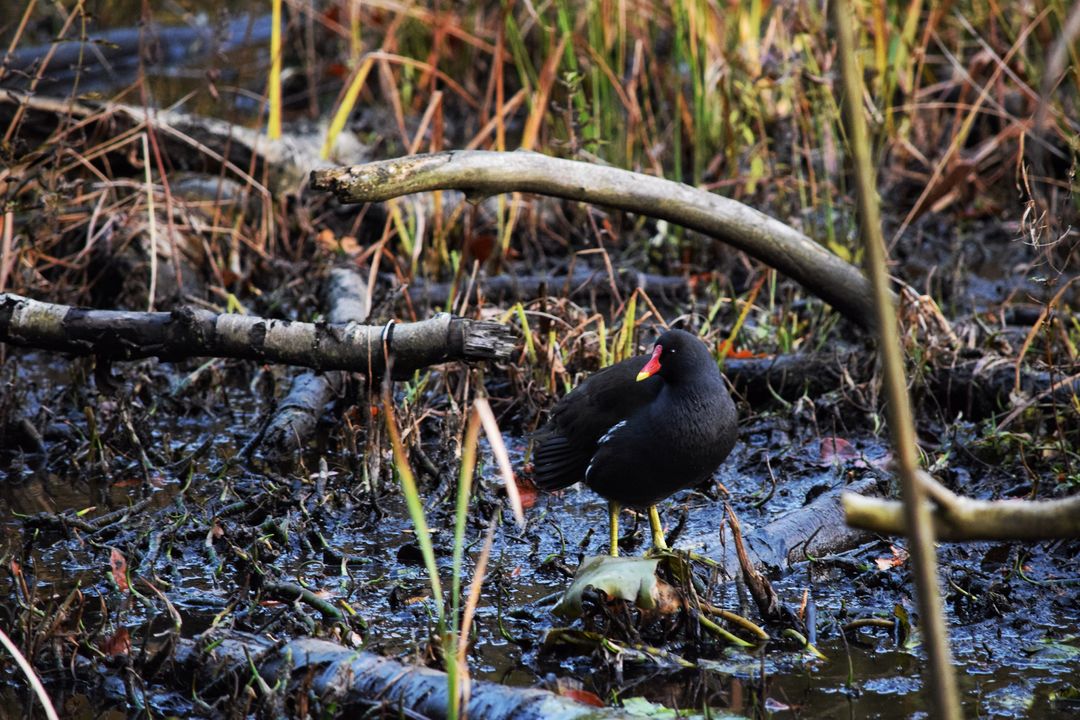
{"left": 531, "top": 434, "right": 586, "bottom": 490}
{"left": 532, "top": 356, "right": 659, "bottom": 491}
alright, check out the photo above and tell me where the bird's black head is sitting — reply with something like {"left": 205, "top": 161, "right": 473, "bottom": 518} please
{"left": 635, "top": 329, "right": 717, "bottom": 383}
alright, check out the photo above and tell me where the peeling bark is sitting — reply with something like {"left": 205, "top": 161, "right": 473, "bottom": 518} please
{"left": 171, "top": 631, "right": 625, "bottom": 719}
{"left": 256, "top": 267, "right": 371, "bottom": 459}
{"left": 0, "top": 293, "right": 515, "bottom": 376}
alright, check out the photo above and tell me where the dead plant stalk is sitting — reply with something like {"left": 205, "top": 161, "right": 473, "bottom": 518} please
{"left": 832, "top": 1, "right": 963, "bottom": 718}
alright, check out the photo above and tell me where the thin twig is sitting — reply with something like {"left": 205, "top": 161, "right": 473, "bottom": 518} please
{"left": 0, "top": 627, "right": 60, "bottom": 720}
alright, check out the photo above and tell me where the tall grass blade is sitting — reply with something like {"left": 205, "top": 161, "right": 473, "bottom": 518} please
{"left": 0, "top": 627, "right": 59, "bottom": 720}
{"left": 475, "top": 397, "right": 525, "bottom": 527}
{"left": 268, "top": 0, "right": 282, "bottom": 139}
{"left": 322, "top": 56, "right": 375, "bottom": 159}
{"left": 382, "top": 383, "right": 444, "bottom": 625}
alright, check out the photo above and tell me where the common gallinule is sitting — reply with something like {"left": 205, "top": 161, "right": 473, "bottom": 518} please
{"left": 533, "top": 329, "right": 737, "bottom": 555}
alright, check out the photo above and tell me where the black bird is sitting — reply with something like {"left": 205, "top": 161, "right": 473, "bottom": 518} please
{"left": 533, "top": 329, "right": 738, "bottom": 555}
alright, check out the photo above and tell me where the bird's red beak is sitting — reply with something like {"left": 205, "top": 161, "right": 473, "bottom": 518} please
{"left": 636, "top": 344, "right": 663, "bottom": 381}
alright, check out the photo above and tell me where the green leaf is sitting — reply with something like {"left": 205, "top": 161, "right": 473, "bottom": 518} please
{"left": 621, "top": 696, "right": 745, "bottom": 719}
{"left": 553, "top": 555, "right": 661, "bottom": 619}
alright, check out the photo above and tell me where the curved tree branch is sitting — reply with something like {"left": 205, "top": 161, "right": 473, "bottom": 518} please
{"left": 310, "top": 151, "right": 880, "bottom": 329}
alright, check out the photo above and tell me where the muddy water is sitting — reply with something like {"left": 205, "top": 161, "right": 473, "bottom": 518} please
{"left": 1, "top": 4, "right": 1078, "bottom": 718}
{"left": 6, "top": 352, "right": 1077, "bottom": 718}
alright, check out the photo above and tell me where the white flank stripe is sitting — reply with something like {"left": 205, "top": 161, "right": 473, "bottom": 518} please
{"left": 598, "top": 420, "right": 627, "bottom": 445}
{"left": 587, "top": 420, "right": 627, "bottom": 481}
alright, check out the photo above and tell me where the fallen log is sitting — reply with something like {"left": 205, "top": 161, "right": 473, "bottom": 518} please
{"left": 929, "top": 355, "right": 1080, "bottom": 423}
{"left": 255, "top": 267, "right": 370, "bottom": 459}
{"left": 396, "top": 268, "right": 693, "bottom": 306}
{"left": 679, "top": 477, "right": 888, "bottom": 578}
{"left": 3, "top": 16, "right": 275, "bottom": 95}
{"left": 0, "top": 293, "right": 515, "bottom": 377}
{"left": 723, "top": 351, "right": 1079, "bottom": 421}
{"left": 723, "top": 351, "right": 867, "bottom": 403}
{"left": 171, "top": 630, "right": 627, "bottom": 719}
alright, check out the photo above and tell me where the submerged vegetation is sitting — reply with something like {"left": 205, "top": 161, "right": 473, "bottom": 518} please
{"left": 0, "top": 0, "right": 1077, "bottom": 718}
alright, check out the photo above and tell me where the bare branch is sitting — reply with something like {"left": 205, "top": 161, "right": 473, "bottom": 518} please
{"left": 843, "top": 488, "right": 1080, "bottom": 541}
{"left": 311, "top": 151, "right": 881, "bottom": 329}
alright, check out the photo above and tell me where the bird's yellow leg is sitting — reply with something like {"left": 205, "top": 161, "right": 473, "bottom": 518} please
{"left": 649, "top": 505, "right": 669, "bottom": 550}
{"left": 609, "top": 501, "right": 621, "bottom": 557}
